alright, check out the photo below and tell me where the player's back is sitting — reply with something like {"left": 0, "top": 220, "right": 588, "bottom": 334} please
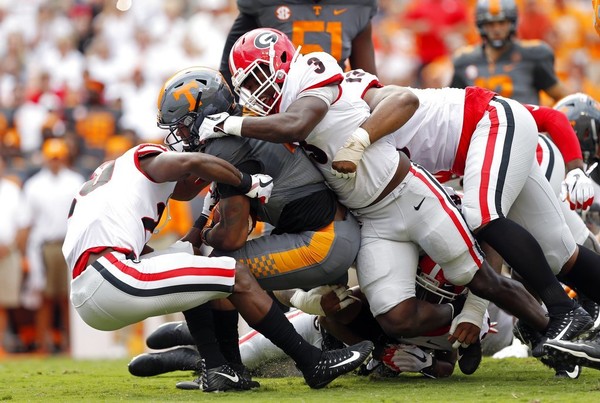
{"left": 62, "top": 144, "right": 174, "bottom": 271}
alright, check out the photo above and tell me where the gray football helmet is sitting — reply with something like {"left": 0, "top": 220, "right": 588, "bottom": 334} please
{"left": 157, "top": 66, "right": 238, "bottom": 152}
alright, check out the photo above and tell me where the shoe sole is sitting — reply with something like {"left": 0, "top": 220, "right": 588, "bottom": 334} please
{"left": 543, "top": 341, "right": 600, "bottom": 371}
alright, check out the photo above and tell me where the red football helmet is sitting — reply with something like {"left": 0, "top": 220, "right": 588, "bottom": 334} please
{"left": 228, "top": 28, "right": 298, "bottom": 116}
{"left": 416, "top": 255, "right": 467, "bottom": 304}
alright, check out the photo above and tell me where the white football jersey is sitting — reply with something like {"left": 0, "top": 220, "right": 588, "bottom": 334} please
{"left": 339, "top": 72, "right": 467, "bottom": 175}
{"left": 280, "top": 53, "right": 399, "bottom": 209}
{"left": 62, "top": 144, "right": 175, "bottom": 273}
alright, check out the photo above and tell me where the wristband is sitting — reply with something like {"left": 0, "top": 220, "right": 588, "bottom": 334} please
{"left": 200, "top": 227, "right": 212, "bottom": 245}
{"left": 353, "top": 127, "right": 371, "bottom": 147}
{"left": 223, "top": 116, "right": 244, "bottom": 136}
{"left": 193, "top": 214, "right": 209, "bottom": 230}
{"left": 238, "top": 172, "right": 252, "bottom": 193}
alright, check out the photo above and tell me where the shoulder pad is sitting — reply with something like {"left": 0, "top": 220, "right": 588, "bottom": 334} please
{"left": 515, "top": 40, "right": 554, "bottom": 58}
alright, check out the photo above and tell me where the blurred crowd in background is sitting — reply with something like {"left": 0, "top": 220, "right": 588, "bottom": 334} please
{"left": 0, "top": 0, "right": 599, "bottom": 356}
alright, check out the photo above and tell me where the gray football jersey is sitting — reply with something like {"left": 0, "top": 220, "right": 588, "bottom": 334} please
{"left": 204, "top": 136, "right": 329, "bottom": 227}
{"left": 451, "top": 40, "right": 559, "bottom": 105}
{"left": 237, "top": 0, "right": 377, "bottom": 68}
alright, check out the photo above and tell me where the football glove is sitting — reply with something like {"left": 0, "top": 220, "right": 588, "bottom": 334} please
{"left": 331, "top": 127, "right": 371, "bottom": 179}
{"left": 560, "top": 167, "right": 595, "bottom": 210}
{"left": 198, "top": 112, "right": 233, "bottom": 142}
{"left": 243, "top": 173, "right": 274, "bottom": 204}
{"left": 382, "top": 344, "right": 433, "bottom": 373}
{"left": 289, "top": 285, "right": 356, "bottom": 316}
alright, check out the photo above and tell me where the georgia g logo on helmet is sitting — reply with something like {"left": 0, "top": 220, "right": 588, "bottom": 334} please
{"left": 254, "top": 31, "right": 279, "bottom": 49}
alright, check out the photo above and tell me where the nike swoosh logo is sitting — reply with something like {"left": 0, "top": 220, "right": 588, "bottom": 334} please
{"left": 405, "top": 350, "right": 429, "bottom": 363}
{"left": 566, "top": 366, "right": 580, "bottom": 378}
{"left": 554, "top": 319, "right": 574, "bottom": 340}
{"left": 414, "top": 197, "right": 425, "bottom": 211}
{"left": 259, "top": 179, "right": 273, "bottom": 187}
{"left": 333, "top": 8, "right": 347, "bottom": 15}
{"left": 329, "top": 351, "right": 361, "bottom": 368}
{"left": 214, "top": 371, "right": 239, "bottom": 383}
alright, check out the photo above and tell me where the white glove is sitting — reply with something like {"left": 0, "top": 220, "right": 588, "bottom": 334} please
{"left": 560, "top": 168, "right": 595, "bottom": 210}
{"left": 197, "top": 112, "right": 232, "bottom": 142}
{"left": 243, "top": 173, "right": 274, "bottom": 204}
{"left": 450, "top": 292, "right": 488, "bottom": 349}
{"left": 331, "top": 127, "right": 371, "bottom": 179}
{"left": 289, "top": 285, "right": 356, "bottom": 316}
{"left": 382, "top": 344, "right": 433, "bottom": 373}
{"left": 201, "top": 182, "right": 219, "bottom": 218}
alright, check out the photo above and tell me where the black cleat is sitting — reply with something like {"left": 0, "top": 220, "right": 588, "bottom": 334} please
{"left": 457, "top": 339, "right": 482, "bottom": 375}
{"left": 553, "top": 364, "right": 581, "bottom": 379}
{"left": 146, "top": 321, "right": 194, "bottom": 350}
{"left": 544, "top": 305, "right": 593, "bottom": 342}
{"left": 578, "top": 294, "right": 600, "bottom": 340}
{"left": 543, "top": 337, "right": 600, "bottom": 372}
{"left": 176, "top": 361, "right": 260, "bottom": 392}
{"left": 513, "top": 320, "right": 542, "bottom": 352}
{"left": 128, "top": 346, "right": 200, "bottom": 377}
{"left": 301, "top": 340, "right": 374, "bottom": 389}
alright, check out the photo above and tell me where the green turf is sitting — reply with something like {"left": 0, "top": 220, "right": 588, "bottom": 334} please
{"left": 1, "top": 357, "right": 599, "bottom": 402}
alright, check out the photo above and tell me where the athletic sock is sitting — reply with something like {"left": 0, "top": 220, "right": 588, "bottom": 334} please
{"left": 559, "top": 245, "right": 600, "bottom": 305}
{"left": 476, "top": 217, "right": 574, "bottom": 315}
{"left": 250, "top": 302, "right": 321, "bottom": 371}
{"left": 212, "top": 308, "right": 242, "bottom": 365}
{"left": 183, "top": 304, "right": 226, "bottom": 368}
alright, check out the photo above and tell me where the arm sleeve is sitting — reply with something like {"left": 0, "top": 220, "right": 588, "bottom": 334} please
{"left": 525, "top": 104, "right": 583, "bottom": 164}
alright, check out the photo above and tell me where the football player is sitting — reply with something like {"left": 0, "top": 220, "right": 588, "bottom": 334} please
{"left": 196, "top": 28, "right": 578, "bottom": 370}
{"left": 219, "top": 0, "right": 378, "bottom": 88}
{"left": 451, "top": 0, "right": 571, "bottom": 105}
{"left": 154, "top": 66, "right": 365, "bottom": 390}
{"left": 61, "top": 136, "right": 373, "bottom": 392}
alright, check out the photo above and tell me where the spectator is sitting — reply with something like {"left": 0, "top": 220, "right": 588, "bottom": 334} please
{"left": 21, "top": 138, "right": 85, "bottom": 353}
{"left": 0, "top": 155, "right": 28, "bottom": 355}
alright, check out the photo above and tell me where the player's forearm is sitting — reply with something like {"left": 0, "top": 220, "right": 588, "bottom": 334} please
{"left": 362, "top": 86, "right": 419, "bottom": 143}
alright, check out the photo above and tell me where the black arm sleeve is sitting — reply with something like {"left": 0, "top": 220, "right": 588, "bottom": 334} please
{"left": 219, "top": 13, "right": 260, "bottom": 89}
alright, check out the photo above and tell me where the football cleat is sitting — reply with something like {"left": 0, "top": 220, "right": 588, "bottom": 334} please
{"left": 146, "top": 321, "right": 194, "bottom": 350}
{"left": 301, "top": 340, "right": 374, "bottom": 389}
{"left": 578, "top": 294, "right": 600, "bottom": 340}
{"left": 540, "top": 305, "right": 593, "bottom": 356}
{"left": 176, "top": 361, "right": 260, "bottom": 392}
{"left": 128, "top": 346, "right": 200, "bottom": 377}
{"left": 543, "top": 338, "right": 600, "bottom": 372}
{"left": 553, "top": 364, "right": 581, "bottom": 379}
{"left": 513, "top": 320, "right": 543, "bottom": 351}
{"left": 457, "top": 339, "right": 482, "bottom": 375}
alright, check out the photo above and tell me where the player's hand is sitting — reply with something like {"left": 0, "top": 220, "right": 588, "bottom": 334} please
{"left": 244, "top": 174, "right": 274, "bottom": 204}
{"left": 289, "top": 285, "right": 357, "bottom": 316}
{"left": 198, "top": 112, "right": 231, "bottom": 142}
{"left": 449, "top": 320, "right": 481, "bottom": 348}
{"left": 331, "top": 127, "right": 371, "bottom": 179}
{"left": 561, "top": 167, "right": 595, "bottom": 210}
{"left": 382, "top": 344, "right": 433, "bottom": 373}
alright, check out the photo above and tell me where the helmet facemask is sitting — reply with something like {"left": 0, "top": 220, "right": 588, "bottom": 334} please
{"left": 231, "top": 51, "right": 287, "bottom": 116}
{"left": 160, "top": 112, "right": 200, "bottom": 152}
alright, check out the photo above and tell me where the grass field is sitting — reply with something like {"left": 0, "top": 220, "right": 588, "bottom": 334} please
{"left": 2, "top": 356, "right": 600, "bottom": 402}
